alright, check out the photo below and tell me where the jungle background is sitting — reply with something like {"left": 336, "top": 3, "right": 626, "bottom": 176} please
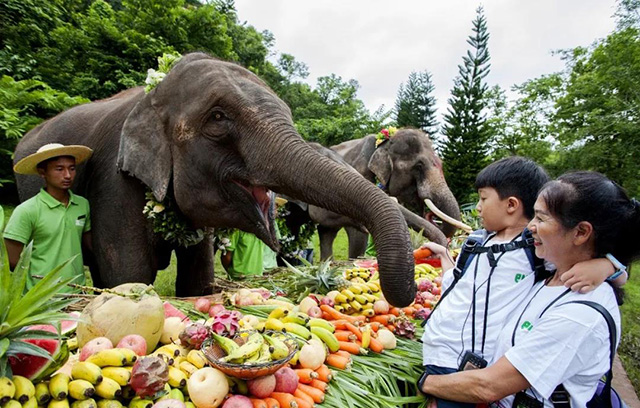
{"left": 1, "top": 0, "right": 639, "bottom": 394}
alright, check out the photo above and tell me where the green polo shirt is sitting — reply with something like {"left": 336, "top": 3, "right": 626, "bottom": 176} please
{"left": 3, "top": 189, "right": 90, "bottom": 292}
{"left": 227, "top": 230, "right": 264, "bottom": 279}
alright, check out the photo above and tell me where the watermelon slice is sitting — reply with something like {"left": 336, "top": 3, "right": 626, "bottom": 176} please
{"left": 28, "top": 311, "right": 81, "bottom": 336}
{"left": 163, "top": 302, "right": 190, "bottom": 323}
{"left": 8, "top": 337, "right": 69, "bottom": 380}
{"left": 353, "top": 259, "right": 377, "bottom": 269}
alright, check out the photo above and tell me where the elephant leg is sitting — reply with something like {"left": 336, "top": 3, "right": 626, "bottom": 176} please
{"left": 317, "top": 225, "right": 339, "bottom": 260}
{"left": 175, "top": 235, "right": 215, "bottom": 296}
{"left": 346, "top": 227, "right": 368, "bottom": 259}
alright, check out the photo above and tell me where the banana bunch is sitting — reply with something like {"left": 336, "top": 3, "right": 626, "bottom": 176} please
{"left": 261, "top": 307, "right": 340, "bottom": 353}
{"left": 414, "top": 263, "right": 441, "bottom": 280}
{"left": 333, "top": 281, "right": 381, "bottom": 316}
{"left": 209, "top": 330, "right": 291, "bottom": 365}
{"left": 343, "top": 267, "right": 372, "bottom": 283}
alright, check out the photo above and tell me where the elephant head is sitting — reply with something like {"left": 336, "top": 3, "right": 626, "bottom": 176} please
{"left": 365, "top": 128, "right": 461, "bottom": 237}
{"left": 116, "top": 53, "right": 415, "bottom": 306}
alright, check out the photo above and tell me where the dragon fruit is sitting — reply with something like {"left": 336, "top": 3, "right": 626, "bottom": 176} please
{"left": 179, "top": 323, "right": 210, "bottom": 349}
{"left": 393, "top": 314, "right": 416, "bottom": 339}
{"left": 417, "top": 279, "right": 434, "bottom": 293}
{"left": 211, "top": 311, "right": 241, "bottom": 337}
{"left": 414, "top": 308, "right": 432, "bottom": 321}
{"left": 130, "top": 356, "right": 169, "bottom": 397}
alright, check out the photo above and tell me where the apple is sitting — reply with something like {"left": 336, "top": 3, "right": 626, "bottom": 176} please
{"left": 117, "top": 334, "right": 148, "bottom": 356}
{"left": 80, "top": 336, "right": 113, "bottom": 361}
{"left": 195, "top": 298, "right": 212, "bottom": 313}
{"left": 208, "top": 304, "right": 226, "bottom": 318}
{"left": 187, "top": 367, "right": 229, "bottom": 408}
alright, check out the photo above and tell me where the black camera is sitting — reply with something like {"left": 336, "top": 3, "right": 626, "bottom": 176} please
{"left": 457, "top": 350, "right": 488, "bottom": 371}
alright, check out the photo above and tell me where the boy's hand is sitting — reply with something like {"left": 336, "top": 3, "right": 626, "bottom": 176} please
{"left": 421, "top": 242, "right": 454, "bottom": 271}
{"left": 561, "top": 258, "right": 617, "bottom": 293}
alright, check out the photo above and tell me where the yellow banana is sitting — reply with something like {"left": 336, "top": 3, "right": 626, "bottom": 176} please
{"left": 307, "top": 318, "right": 335, "bottom": 333}
{"left": 101, "top": 367, "right": 130, "bottom": 387}
{"left": 209, "top": 333, "right": 238, "bottom": 357}
{"left": 289, "top": 350, "right": 300, "bottom": 366}
{"left": 362, "top": 293, "right": 378, "bottom": 303}
{"left": 35, "top": 382, "right": 51, "bottom": 405}
{"left": 340, "top": 289, "right": 355, "bottom": 301}
{"left": 127, "top": 398, "right": 152, "bottom": 408}
{"left": 116, "top": 348, "right": 138, "bottom": 366}
{"left": 362, "top": 309, "right": 375, "bottom": 317}
{"left": 334, "top": 293, "right": 348, "bottom": 303}
{"left": 22, "top": 396, "right": 37, "bottom": 408}
{"left": 281, "top": 312, "right": 309, "bottom": 326}
{"left": 120, "top": 387, "right": 136, "bottom": 400}
{"left": 71, "top": 362, "right": 103, "bottom": 385}
{"left": 97, "top": 400, "right": 123, "bottom": 408}
{"left": 168, "top": 389, "right": 184, "bottom": 402}
{"left": 155, "top": 344, "right": 181, "bottom": 358}
{"left": 94, "top": 378, "right": 121, "bottom": 400}
{"left": 68, "top": 380, "right": 95, "bottom": 401}
{"left": 13, "top": 376, "right": 35, "bottom": 404}
{"left": 262, "top": 334, "right": 289, "bottom": 360}
{"left": 264, "top": 318, "right": 285, "bottom": 332}
{"left": 334, "top": 304, "right": 345, "bottom": 313}
{"left": 167, "top": 367, "right": 187, "bottom": 388}
{"left": 222, "top": 333, "right": 263, "bottom": 363}
{"left": 3, "top": 400, "right": 21, "bottom": 408}
{"left": 309, "top": 326, "right": 339, "bottom": 352}
{"left": 0, "top": 377, "right": 16, "bottom": 404}
{"left": 349, "top": 300, "right": 363, "bottom": 312}
{"left": 283, "top": 322, "right": 311, "bottom": 340}
{"left": 172, "top": 356, "right": 186, "bottom": 367}
{"left": 361, "top": 325, "right": 371, "bottom": 349}
{"left": 70, "top": 399, "right": 96, "bottom": 408}
{"left": 49, "top": 373, "right": 70, "bottom": 401}
{"left": 66, "top": 338, "right": 78, "bottom": 351}
{"left": 354, "top": 294, "right": 368, "bottom": 305}
{"left": 47, "top": 400, "right": 69, "bottom": 408}
{"left": 178, "top": 361, "right": 198, "bottom": 377}
{"left": 86, "top": 349, "right": 126, "bottom": 367}
{"left": 364, "top": 282, "right": 380, "bottom": 292}
{"left": 150, "top": 350, "right": 175, "bottom": 366}
{"left": 267, "top": 307, "right": 289, "bottom": 320}
{"left": 186, "top": 350, "right": 207, "bottom": 369}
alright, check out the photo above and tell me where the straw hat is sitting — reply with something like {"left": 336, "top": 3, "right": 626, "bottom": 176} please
{"left": 14, "top": 143, "right": 93, "bottom": 175}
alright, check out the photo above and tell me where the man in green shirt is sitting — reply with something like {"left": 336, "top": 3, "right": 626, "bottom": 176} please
{"left": 4, "top": 143, "right": 93, "bottom": 292}
{"left": 221, "top": 229, "right": 266, "bottom": 279}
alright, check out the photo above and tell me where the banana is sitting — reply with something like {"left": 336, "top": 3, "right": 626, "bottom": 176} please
{"left": 283, "top": 322, "right": 312, "bottom": 340}
{"left": 155, "top": 345, "right": 181, "bottom": 358}
{"left": 364, "top": 282, "right": 380, "bottom": 292}
{"left": 35, "top": 382, "right": 51, "bottom": 405}
{"left": 0, "top": 377, "right": 16, "bottom": 404}
{"left": 3, "top": 400, "right": 21, "bottom": 408}
{"left": 178, "top": 361, "right": 198, "bottom": 377}
{"left": 94, "top": 378, "right": 121, "bottom": 400}
{"left": 348, "top": 284, "right": 362, "bottom": 295}
{"left": 101, "top": 367, "right": 130, "bottom": 387}
{"left": 256, "top": 343, "right": 272, "bottom": 363}
{"left": 309, "top": 326, "right": 339, "bottom": 352}
{"left": 362, "top": 309, "right": 375, "bottom": 317}
{"left": 117, "top": 349, "right": 138, "bottom": 366}
{"left": 68, "top": 380, "right": 95, "bottom": 401}
{"left": 289, "top": 350, "right": 300, "bottom": 366}
{"left": 13, "top": 376, "right": 35, "bottom": 404}
{"left": 281, "top": 312, "right": 309, "bottom": 326}
{"left": 120, "top": 387, "right": 136, "bottom": 400}
{"left": 86, "top": 349, "right": 126, "bottom": 367}
{"left": 267, "top": 307, "right": 289, "bottom": 320}
{"left": 127, "top": 398, "right": 152, "bottom": 408}
{"left": 354, "top": 294, "right": 368, "bottom": 305}
{"left": 307, "top": 318, "right": 335, "bottom": 333}
{"left": 66, "top": 337, "right": 78, "bottom": 351}
{"left": 361, "top": 302, "right": 374, "bottom": 310}
{"left": 70, "top": 399, "right": 96, "bottom": 408}
{"left": 186, "top": 350, "right": 208, "bottom": 369}
{"left": 168, "top": 389, "right": 184, "bottom": 402}
{"left": 349, "top": 300, "right": 363, "bottom": 312}
{"left": 334, "top": 304, "right": 345, "bottom": 313}
{"left": 262, "top": 334, "right": 289, "bottom": 360}
{"left": 221, "top": 332, "right": 263, "bottom": 363}
{"left": 150, "top": 350, "right": 175, "bottom": 366}
{"left": 49, "top": 374, "right": 70, "bottom": 401}
{"left": 172, "top": 356, "right": 186, "bottom": 367}
{"left": 71, "top": 362, "right": 103, "bottom": 385}
{"left": 167, "top": 367, "right": 187, "bottom": 388}
{"left": 97, "top": 400, "right": 123, "bottom": 408}
{"left": 362, "top": 293, "right": 378, "bottom": 303}
{"left": 341, "top": 289, "right": 355, "bottom": 300}
{"left": 333, "top": 293, "right": 348, "bottom": 304}
{"left": 185, "top": 403, "right": 195, "bottom": 408}
{"left": 47, "top": 400, "right": 69, "bottom": 408}
{"left": 264, "top": 318, "right": 285, "bottom": 332}
{"left": 361, "top": 325, "right": 371, "bottom": 349}
{"left": 209, "top": 333, "right": 239, "bottom": 357}
{"left": 22, "top": 396, "right": 37, "bottom": 408}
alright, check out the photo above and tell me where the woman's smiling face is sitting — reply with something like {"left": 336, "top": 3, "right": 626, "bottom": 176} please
{"left": 527, "top": 195, "right": 574, "bottom": 265}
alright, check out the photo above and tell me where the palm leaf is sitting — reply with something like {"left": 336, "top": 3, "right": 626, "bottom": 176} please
{"left": 6, "top": 340, "right": 55, "bottom": 361}
{"left": 2, "top": 312, "right": 76, "bottom": 337}
{"left": 0, "top": 338, "right": 9, "bottom": 359}
{"left": 0, "top": 240, "right": 11, "bottom": 320}
{"left": 10, "top": 330, "right": 64, "bottom": 341}
{"left": 30, "top": 298, "right": 79, "bottom": 318}
{"left": 8, "top": 241, "right": 32, "bottom": 307}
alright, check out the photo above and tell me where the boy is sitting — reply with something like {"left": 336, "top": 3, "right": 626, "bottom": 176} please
{"left": 420, "top": 157, "right": 622, "bottom": 408}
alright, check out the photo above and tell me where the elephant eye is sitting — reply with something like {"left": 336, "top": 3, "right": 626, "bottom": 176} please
{"left": 210, "top": 110, "right": 227, "bottom": 121}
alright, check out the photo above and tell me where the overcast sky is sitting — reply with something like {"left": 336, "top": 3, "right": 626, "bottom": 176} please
{"left": 234, "top": 1, "right": 618, "bottom": 123}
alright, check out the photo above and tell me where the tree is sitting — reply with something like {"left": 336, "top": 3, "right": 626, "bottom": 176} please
{"left": 394, "top": 70, "right": 438, "bottom": 134}
{"left": 440, "top": 6, "right": 492, "bottom": 203}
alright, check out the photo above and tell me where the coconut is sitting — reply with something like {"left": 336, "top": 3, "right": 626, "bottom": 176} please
{"left": 77, "top": 283, "right": 165, "bottom": 350}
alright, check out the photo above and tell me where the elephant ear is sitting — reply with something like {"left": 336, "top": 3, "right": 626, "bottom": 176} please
{"left": 368, "top": 147, "right": 393, "bottom": 187}
{"left": 117, "top": 94, "right": 172, "bottom": 201}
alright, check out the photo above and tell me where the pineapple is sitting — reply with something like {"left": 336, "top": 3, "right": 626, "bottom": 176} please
{"left": 0, "top": 240, "right": 79, "bottom": 377}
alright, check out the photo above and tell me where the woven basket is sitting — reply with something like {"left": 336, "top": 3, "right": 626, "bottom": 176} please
{"left": 201, "top": 330, "right": 298, "bottom": 379}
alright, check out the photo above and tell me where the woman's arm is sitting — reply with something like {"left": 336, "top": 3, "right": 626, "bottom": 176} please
{"left": 561, "top": 257, "right": 625, "bottom": 293}
{"left": 420, "top": 357, "right": 530, "bottom": 403}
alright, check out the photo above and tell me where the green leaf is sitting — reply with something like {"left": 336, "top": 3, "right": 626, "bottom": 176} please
{"left": 6, "top": 340, "right": 54, "bottom": 361}
{"left": 0, "top": 338, "right": 9, "bottom": 358}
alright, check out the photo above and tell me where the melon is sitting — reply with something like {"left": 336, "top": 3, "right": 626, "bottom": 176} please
{"left": 8, "top": 337, "right": 69, "bottom": 380}
{"left": 77, "top": 283, "right": 165, "bottom": 351}
{"left": 163, "top": 302, "right": 190, "bottom": 323}
{"left": 28, "top": 311, "right": 81, "bottom": 335}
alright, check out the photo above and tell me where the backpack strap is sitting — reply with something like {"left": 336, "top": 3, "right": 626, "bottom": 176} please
{"left": 543, "top": 300, "right": 617, "bottom": 408}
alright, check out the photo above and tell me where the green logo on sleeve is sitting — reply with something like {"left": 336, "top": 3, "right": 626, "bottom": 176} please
{"left": 521, "top": 321, "right": 533, "bottom": 331}
{"left": 515, "top": 273, "right": 526, "bottom": 283}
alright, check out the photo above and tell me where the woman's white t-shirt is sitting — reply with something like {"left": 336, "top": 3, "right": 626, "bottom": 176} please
{"left": 491, "top": 281, "right": 620, "bottom": 407}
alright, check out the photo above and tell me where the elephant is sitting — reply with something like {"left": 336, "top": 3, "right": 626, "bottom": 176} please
{"left": 280, "top": 142, "right": 448, "bottom": 260}
{"left": 325, "top": 128, "right": 462, "bottom": 258}
{"left": 13, "top": 52, "right": 416, "bottom": 306}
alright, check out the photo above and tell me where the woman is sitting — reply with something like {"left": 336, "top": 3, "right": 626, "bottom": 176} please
{"left": 419, "top": 171, "right": 640, "bottom": 407}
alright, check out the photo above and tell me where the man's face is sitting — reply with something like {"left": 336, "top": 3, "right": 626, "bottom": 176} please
{"left": 38, "top": 156, "right": 77, "bottom": 190}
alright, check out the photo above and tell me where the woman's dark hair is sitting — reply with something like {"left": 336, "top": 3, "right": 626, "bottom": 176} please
{"left": 475, "top": 156, "right": 550, "bottom": 219}
{"left": 539, "top": 171, "right": 640, "bottom": 266}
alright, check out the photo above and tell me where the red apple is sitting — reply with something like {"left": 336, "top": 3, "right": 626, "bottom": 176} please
{"left": 208, "top": 304, "right": 226, "bottom": 317}
{"left": 80, "top": 337, "right": 113, "bottom": 361}
{"left": 117, "top": 334, "right": 148, "bottom": 356}
{"left": 194, "top": 298, "right": 212, "bottom": 313}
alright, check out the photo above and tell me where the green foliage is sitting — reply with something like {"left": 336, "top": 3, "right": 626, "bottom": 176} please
{"left": 440, "top": 6, "right": 492, "bottom": 203}
{"left": 619, "top": 263, "right": 640, "bottom": 395}
{"left": 0, "top": 75, "right": 88, "bottom": 187}
{"left": 394, "top": 70, "right": 438, "bottom": 135}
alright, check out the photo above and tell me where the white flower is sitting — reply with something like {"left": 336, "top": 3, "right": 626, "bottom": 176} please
{"left": 221, "top": 238, "right": 230, "bottom": 246}
{"left": 153, "top": 204, "right": 165, "bottom": 213}
{"left": 146, "top": 200, "right": 155, "bottom": 207}
{"left": 145, "top": 69, "right": 166, "bottom": 87}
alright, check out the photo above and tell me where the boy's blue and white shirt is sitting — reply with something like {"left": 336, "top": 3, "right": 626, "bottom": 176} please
{"left": 421, "top": 232, "right": 537, "bottom": 368}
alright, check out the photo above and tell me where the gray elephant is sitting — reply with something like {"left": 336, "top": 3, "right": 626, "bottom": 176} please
{"left": 325, "top": 128, "right": 462, "bottom": 258}
{"left": 13, "top": 53, "right": 416, "bottom": 306}
{"left": 286, "top": 143, "right": 448, "bottom": 260}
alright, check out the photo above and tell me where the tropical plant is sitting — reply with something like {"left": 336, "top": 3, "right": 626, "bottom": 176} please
{"left": 0, "top": 240, "right": 78, "bottom": 376}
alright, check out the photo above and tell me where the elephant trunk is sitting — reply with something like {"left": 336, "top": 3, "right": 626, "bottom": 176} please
{"left": 399, "top": 205, "right": 448, "bottom": 246}
{"left": 249, "top": 133, "right": 416, "bottom": 307}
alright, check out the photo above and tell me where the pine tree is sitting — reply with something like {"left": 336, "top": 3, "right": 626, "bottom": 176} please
{"left": 394, "top": 70, "right": 438, "bottom": 135}
{"left": 441, "top": 6, "right": 492, "bottom": 203}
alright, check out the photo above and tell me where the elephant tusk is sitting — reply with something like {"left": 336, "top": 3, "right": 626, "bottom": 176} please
{"left": 424, "top": 198, "right": 473, "bottom": 233}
